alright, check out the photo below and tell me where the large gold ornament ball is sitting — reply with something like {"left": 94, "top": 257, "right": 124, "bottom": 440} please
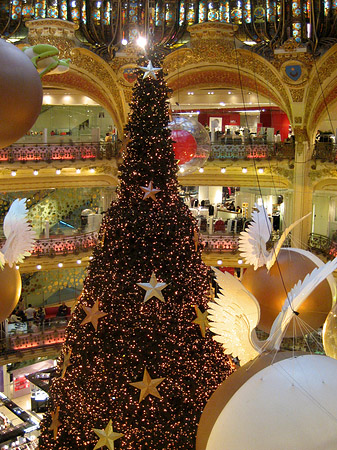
{"left": 0, "top": 39, "right": 42, "bottom": 149}
{"left": 0, "top": 265, "right": 22, "bottom": 323}
{"left": 241, "top": 248, "right": 334, "bottom": 337}
{"left": 196, "top": 352, "right": 337, "bottom": 450}
{"left": 323, "top": 303, "right": 337, "bottom": 359}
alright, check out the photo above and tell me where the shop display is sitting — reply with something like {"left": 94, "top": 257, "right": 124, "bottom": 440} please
{"left": 0, "top": 39, "right": 42, "bottom": 149}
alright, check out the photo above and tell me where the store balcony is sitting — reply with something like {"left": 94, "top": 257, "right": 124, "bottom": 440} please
{"left": 0, "top": 142, "right": 119, "bottom": 164}
{"left": 18, "top": 227, "right": 286, "bottom": 272}
{"left": 312, "top": 142, "right": 337, "bottom": 162}
{"left": 209, "top": 141, "right": 295, "bottom": 161}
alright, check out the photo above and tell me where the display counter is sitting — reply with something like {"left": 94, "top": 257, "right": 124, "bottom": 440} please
{"left": 217, "top": 210, "right": 240, "bottom": 220}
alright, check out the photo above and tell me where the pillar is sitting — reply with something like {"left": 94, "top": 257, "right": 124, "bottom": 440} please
{"left": 291, "top": 128, "right": 313, "bottom": 248}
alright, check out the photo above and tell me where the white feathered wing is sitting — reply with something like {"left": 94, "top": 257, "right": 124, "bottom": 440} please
{"left": 239, "top": 203, "right": 311, "bottom": 271}
{"left": 208, "top": 259, "right": 337, "bottom": 365}
{"left": 0, "top": 199, "right": 36, "bottom": 268}
{"left": 208, "top": 268, "right": 261, "bottom": 365}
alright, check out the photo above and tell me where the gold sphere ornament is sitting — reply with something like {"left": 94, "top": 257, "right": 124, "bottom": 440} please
{"left": 241, "top": 248, "right": 335, "bottom": 337}
{"left": 323, "top": 302, "right": 337, "bottom": 359}
{"left": 0, "top": 265, "right": 22, "bottom": 322}
{"left": 0, "top": 39, "right": 42, "bottom": 149}
{"left": 196, "top": 352, "right": 337, "bottom": 450}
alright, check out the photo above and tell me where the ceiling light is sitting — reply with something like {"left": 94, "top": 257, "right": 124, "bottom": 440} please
{"left": 89, "top": 256, "right": 94, "bottom": 260}
{"left": 76, "top": 168, "right": 81, "bottom": 174}
{"left": 89, "top": 168, "right": 95, "bottom": 173}
{"left": 219, "top": 102, "right": 226, "bottom": 106}
{"left": 238, "top": 259, "right": 243, "bottom": 264}
{"left": 58, "top": 263, "right": 63, "bottom": 268}
{"left": 16, "top": 265, "right": 19, "bottom": 270}
{"left": 221, "top": 168, "right": 226, "bottom": 173}
{"left": 228, "top": 91, "right": 232, "bottom": 94}
{"left": 258, "top": 168, "right": 264, "bottom": 174}
{"left": 179, "top": 167, "right": 185, "bottom": 173}
{"left": 76, "top": 260, "right": 82, "bottom": 265}
{"left": 242, "top": 167, "right": 248, "bottom": 173}
{"left": 137, "top": 36, "right": 147, "bottom": 48}
{"left": 217, "top": 260, "right": 223, "bottom": 265}
{"left": 199, "top": 168, "right": 204, "bottom": 173}
{"left": 121, "top": 38, "right": 128, "bottom": 46}
{"left": 11, "top": 171, "right": 16, "bottom": 177}
{"left": 33, "top": 170, "right": 39, "bottom": 176}
{"left": 36, "top": 265, "right": 42, "bottom": 270}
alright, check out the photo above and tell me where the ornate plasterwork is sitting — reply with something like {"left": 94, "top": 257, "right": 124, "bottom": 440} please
{"left": 164, "top": 47, "right": 291, "bottom": 120}
{"left": 294, "top": 127, "right": 309, "bottom": 143}
{"left": 25, "top": 19, "right": 78, "bottom": 59}
{"left": 49, "top": 48, "right": 128, "bottom": 133}
{"left": 294, "top": 116, "right": 302, "bottom": 124}
{"left": 290, "top": 88, "right": 305, "bottom": 102}
{"left": 304, "top": 45, "right": 337, "bottom": 129}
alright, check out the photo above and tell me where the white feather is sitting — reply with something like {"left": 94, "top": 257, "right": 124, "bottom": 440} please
{"left": 266, "top": 257, "right": 337, "bottom": 350}
{"left": 0, "top": 199, "right": 36, "bottom": 268}
{"left": 208, "top": 268, "right": 261, "bottom": 365}
{"left": 239, "top": 204, "right": 272, "bottom": 270}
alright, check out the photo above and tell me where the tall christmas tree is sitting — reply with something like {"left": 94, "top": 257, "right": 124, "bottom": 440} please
{"left": 39, "top": 53, "right": 234, "bottom": 450}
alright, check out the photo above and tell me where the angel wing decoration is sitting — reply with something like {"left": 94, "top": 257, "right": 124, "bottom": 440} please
{"left": 239, "top": 203, "right": 311, "bottom": 271}
{"left": 0, "top": 199, "right": 36, "bottom": 269}
{"left": 208, "top": 260, "right": 337, "bottom": 365}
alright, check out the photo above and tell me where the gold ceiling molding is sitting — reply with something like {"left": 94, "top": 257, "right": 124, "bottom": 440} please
{"left": 43, "top": 50, "right": 126, "bottom": 134}
{"left": 164, "top": 47, "right": 291, "bottom": 121}
{"left": 26, "top": 19, "right": 78, "bottom": 59}
{"left": 304, "top": 44, "right": 337, "bottom": 131}
{"left": 167, "top": 68, "right": 287, "bottom": 114}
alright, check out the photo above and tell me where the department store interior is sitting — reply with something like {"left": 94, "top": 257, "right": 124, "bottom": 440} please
{"left": 1, "top": 0, "right": 337, "bottom": 448}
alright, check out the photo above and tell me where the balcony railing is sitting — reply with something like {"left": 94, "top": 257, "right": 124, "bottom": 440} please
{"left": 31, "top": 232, "right": 99, "bottom": 257}
{"left": 209, "top": 142, "right": 295, "bottom": 160}
{"left": 307, "top": 233, "right": 337, "bottom": 259}
{"left": 0, "top": 141, "right": 296, "bottom": 164}
{"left": 312, "top": 142, "right": 337, "bottom": 162}
{"left": 0, "top": 142, "right": 119, "bottom": 163}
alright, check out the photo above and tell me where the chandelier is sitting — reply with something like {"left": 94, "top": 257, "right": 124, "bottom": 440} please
{"left": 1, "top": 1, "right": 337, "bottom": 59}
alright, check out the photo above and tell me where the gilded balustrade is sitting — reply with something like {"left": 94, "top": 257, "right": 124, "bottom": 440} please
{"left": 0, "top": 142, "right": 118, "bottom": 163}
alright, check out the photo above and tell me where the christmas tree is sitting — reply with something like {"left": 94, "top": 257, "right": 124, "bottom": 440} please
{"left": 39, "top": 53, "right": 234, "bottom": 450}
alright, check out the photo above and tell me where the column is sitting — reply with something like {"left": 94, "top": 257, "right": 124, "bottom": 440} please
{"left": 291, "top": 128, "right": 313, "bottom": 248}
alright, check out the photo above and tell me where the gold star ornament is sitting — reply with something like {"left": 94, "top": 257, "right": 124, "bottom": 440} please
{"left": 49, "top": 406, "right": 61, "bottom": 439}
{"left": 81, "top": 300, "right": 107, "bottom": 331}
{"left": 139, "top": 60, "right": 161, "bottom": 79}
{"left": 93, "top": 420, "right": 123, "bottom": 450}
{"left": 137, "top": 272, "right": 168, "bottom": 303}
{"left": 129, "top": 367, "right": 165, "bottom": 403}
{"left": 140, "top": 181, "right": 161, "bottom": 201}
{"left": 192, "top": 305, "right": 209, "bottom": 338}
{"left": 60, "top": 349, "right": 72, "bottom": 379}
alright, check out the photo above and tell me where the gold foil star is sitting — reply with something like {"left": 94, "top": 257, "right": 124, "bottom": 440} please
{"left": 192, "top": 305, "right": 209, "bottom": 338}
{"left": 81, "top": 300, "right": 107, "bottom": 331}
{"left": 139, "top": 60, "right": 161, "bottom": 79}
{"left": 60, "top": 349, "right": 72, "bottom": 379}
{"left": 129, "top": 367, "right": 165, "bottom": 403}
{"left": 49, "top": 406, "right": 61, "bottom": 439}
{"left": 93, "top": 420, "right": 123, "bottom": 450}
{"left": 137, "top": 272, "right": 167, "bottom": 303}
{"left": 140, "top": 181, "right": 161, "bottom": 201}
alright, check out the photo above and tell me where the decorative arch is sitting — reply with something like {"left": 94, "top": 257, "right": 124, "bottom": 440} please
{"left": 43, "top": 48, "right": 128, "bottom": 135}
{"left": 304, "top": 43, "right": 337, "bottom": 141}
{"left": 164, "top": 48, "right": 293, "bottom": 122}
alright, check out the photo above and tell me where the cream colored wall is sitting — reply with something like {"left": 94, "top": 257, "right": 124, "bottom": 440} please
{"left": 312, "top": 193, "right": 330, "bottom": 237}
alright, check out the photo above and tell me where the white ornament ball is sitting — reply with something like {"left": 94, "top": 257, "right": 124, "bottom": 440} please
{"left": 197, "top": 353, "right": 337, "bottom": 450}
